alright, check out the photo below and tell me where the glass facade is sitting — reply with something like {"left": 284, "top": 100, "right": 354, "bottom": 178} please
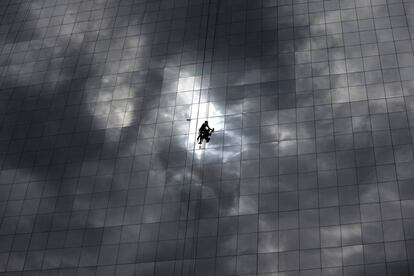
{"left": 1, "top": 0, "right": 414, "bottom": 275}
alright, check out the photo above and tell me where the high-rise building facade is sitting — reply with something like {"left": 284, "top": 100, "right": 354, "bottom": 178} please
{"left": 1, "top": 0, "right": 414, "bottom": 275}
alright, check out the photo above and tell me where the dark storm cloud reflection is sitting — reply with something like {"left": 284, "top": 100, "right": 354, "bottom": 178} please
{"left": 0, "top": 1, "right": 37, "bottom": 45}
{"left": 0, "top": 0, "right": 410, "bottom": 274}
{"left": 136, "top": 1, "right": 413, "bottom": 272}
{"left": 0, "top": 0, "right": 154, "bottom": 271}
{"left": 0, "top": 0, "right": 286, "bottom": 271}
{"left": 0, "top": 0, "right": 343, "bottom": 272}
{"left": 131, "top": 0, "right": 337, "bottom": 272}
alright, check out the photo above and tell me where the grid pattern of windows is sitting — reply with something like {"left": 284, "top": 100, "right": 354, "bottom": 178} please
{"left": 1, "top": 0, "right": 414, "bottom": 275}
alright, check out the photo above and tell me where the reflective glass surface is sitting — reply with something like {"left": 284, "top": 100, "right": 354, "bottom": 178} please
{"left": 1, "top": 0, "right": 414, "bottom": 275}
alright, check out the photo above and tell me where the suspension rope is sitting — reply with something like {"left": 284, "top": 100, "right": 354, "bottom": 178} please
{"left": 179, "top": 0, "right": 221, "bottom": 274}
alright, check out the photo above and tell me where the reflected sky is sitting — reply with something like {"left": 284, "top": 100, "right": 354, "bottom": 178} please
{"left": 1, "top": 0, "right": 414, "bottom": 274}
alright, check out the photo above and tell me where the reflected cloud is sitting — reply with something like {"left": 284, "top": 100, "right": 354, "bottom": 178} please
{"left": 0, "top": 0, "right": 412, "bottom": 274}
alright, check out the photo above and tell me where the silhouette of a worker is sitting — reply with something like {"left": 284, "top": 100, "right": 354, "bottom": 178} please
{"left": 197, "top": 121, "right": 214, "bottom": 144}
